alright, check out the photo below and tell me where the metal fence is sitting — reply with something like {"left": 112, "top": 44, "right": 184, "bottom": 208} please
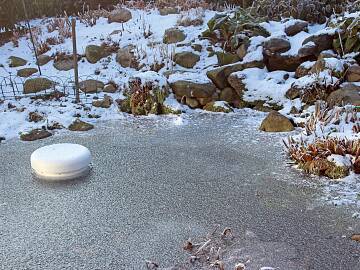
{"left": 0, "top": 74, "right": 108, "bottom": 104}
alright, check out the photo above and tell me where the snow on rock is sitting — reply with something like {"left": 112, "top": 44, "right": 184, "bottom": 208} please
{"left": 168, "top": 72, "right": 211, "bottom": 84}
{"left": 235, "top": 68, "right": 296, "bottom": 105}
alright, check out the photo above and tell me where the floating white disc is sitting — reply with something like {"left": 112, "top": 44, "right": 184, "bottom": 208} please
{"left": 31, "top": 143, "right": 91, "bottom": 181}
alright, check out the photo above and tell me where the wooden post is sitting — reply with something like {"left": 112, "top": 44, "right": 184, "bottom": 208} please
{"left": 72, "top": 18, "right": 80, "bottom": 103}
{"left": 22, "top": 0, "right": 42, "bottom": 75}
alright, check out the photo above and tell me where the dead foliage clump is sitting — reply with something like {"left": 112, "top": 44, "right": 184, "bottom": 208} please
{"left": 145, "top": 226, "right": 250, "bottom": 270}
{"left": 284, "top": 102, "right": 360, "bottom": 178}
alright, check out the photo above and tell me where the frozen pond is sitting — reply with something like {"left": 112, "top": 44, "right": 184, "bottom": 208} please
{"left": 0, "top": 112, "right": 359, "bottom": 269}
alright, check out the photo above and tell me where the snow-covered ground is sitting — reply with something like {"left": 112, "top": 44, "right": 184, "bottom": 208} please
{"left": 0, "top": 8, "right": 219, "bottom": 139}
{"left": 0, "top": 7, "right": 351, "bottom": 140}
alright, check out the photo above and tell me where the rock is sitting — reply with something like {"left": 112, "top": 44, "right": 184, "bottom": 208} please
{"left": 346, "top": 65, "right": 360, "bottom": 82}
{"left": 36, "top": 55, "right": 51, "bottom": 66}
{"left": 108, "top": 8, "right": 132, "bottom": 23}
{"left": 163, "top": 28, "right": 186, "bottom": 44}
{"left": 28, "top": 112, "right": 44, "bottom": 123}
{"left": 302, "top": 33, "right": 335, "bottom": 56}
{"left": 79, "top": 79, "right": 105, "bottom": 93}
{"left": 236, "top": 43, "right": 248, "bottom": 60}
{"left": 68, "top": 119, "right": 94, "bottom": 131}
{"left": 285, "top": 86, "right": 301, "bottom": 100}
{"left": 318, "top": 50, "right": 338, "bottom": 60}
{"left": 159, "top": 7, "right": 179, "bottom": 16}
{"left": 17, "top": 68, "right": 38, "bottom": 78}
{"left": 259, "top": 111, "right": 294, "bottom": 132}
{"left": 92, "top": 95, "right": 112, "bottom": 108}
{"left": 20, "top": 129, "right": 52, "bottom": 141}
{"left": 228, "top": 73, "right": 247, "bottom": 97}
{"left": 103, "top": 83, "right": 117, "bottom": 93}
{"left": 263, "top": 52, "right": 312, "bottom": 72}
{"left": 285, "top": 21, "right": 308, "bottom": 36}
{"left": 216, "top": 52, "right": 240, "bottom": 66}
{"left": 0, "top": 136, "right": 5, "bottom": 143}
{"left": 170, "top": 80, "right": 216, "bottom": 98}
{"left": 53, "top": 58, "right": 74, "bottom": 71}
{"left": 8, "top": 56, "right": 27, "bottom": 67}
{"left": 351, "top": 234, "right": 360, "bottom": 242}
{"left": 197, "top": 97, "right": 213, "bottom": 106}
{"left": 23, "top": 78, "right": 54, "bottom": 94}
{"left": 185, "top": 97, "right": 200, "bottom": 108}
{"left": 204, "top": 101, "right": 233, "bottom": 113}
{"left": 47, "top": 121, "right": 63, "bottom": 130}
{"left": 191, "top": 44, "right": 202, "bottom": 52}
{"left": 295, "top": 62, "right": 314, "bottom": 78}
{"left": 174, "top": 52, "right": 200, "bottom": 68}
{"left": 327, "top": 83, "right": 360, "bottom": 107}
{"left": 219, "top": 87, "right": 240, "bottom": 104}
{"left": 309, "top": 58, "right": 344, "bottom": 78}
{"left": 207, "top": 60, "right": 264, "bottom": 89}
{"left": 298, "top": 42, "right": 318, "bottom": 58}
{"left": 263, "top": 37, "right": 291, "bottom": 53}
{"left": 116, "top": 47, "right": 137, "bottom": 68}
{"left": 85, "top": 45, "right": 107, "bottom": 64}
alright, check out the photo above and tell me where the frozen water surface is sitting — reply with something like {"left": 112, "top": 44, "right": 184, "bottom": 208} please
{"left": 0, "top": 112, "right": 359, "bottom": 269}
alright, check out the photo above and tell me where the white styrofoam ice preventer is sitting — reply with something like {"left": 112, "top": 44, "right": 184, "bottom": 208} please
{"left": 31, "top": 143, "right": 91, "bottom": 181}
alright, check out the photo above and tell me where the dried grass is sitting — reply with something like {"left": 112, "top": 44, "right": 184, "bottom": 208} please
{"left": 284, "top": 102, "right": 360, "bottom": 178}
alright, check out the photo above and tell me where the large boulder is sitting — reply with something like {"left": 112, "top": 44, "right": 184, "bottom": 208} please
{"left": 85, "top": 45, "right": 107, "bottom": 64}
{"left": 207, "top": 60, "right": 264, "bottom": 89}
{"left": 108, "top": 8, "right": 132, "bottom": 23}
{"left": 17, "top": 68, "right": 38, "bottom": 78}
{"left": 79, "top": 80, "right": 105, "bottom": 93}
{"left": 263, "top": 37, "right": 291, "bottom": 53}
{"left": 23, "top": 78, "right": 54, "bottom": 94}
{"left": 116, "top": 47, "right": 138, "bottom": 68}
{"left": 346, "top": 65, "right": 360, "bottom": 82}
{"left": 326, "top": 84, "right": 360, "bottom": 107}
{"left": 260, "top": 111, "right": 294, "bottom": 132}
{"left": 8, "top": 56, "right": 27, "bottom": 67}
{"left": 285, "top": 20, "right": 308, "bottom": 36}
{"left": 170, "top": 80, "right": 216, "bottom": 99}
{"left": 174, "top": 52, "right": 200, "bottom": 68}
{"left": 163, "top": 28, "right": 186, "bottom": 44}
